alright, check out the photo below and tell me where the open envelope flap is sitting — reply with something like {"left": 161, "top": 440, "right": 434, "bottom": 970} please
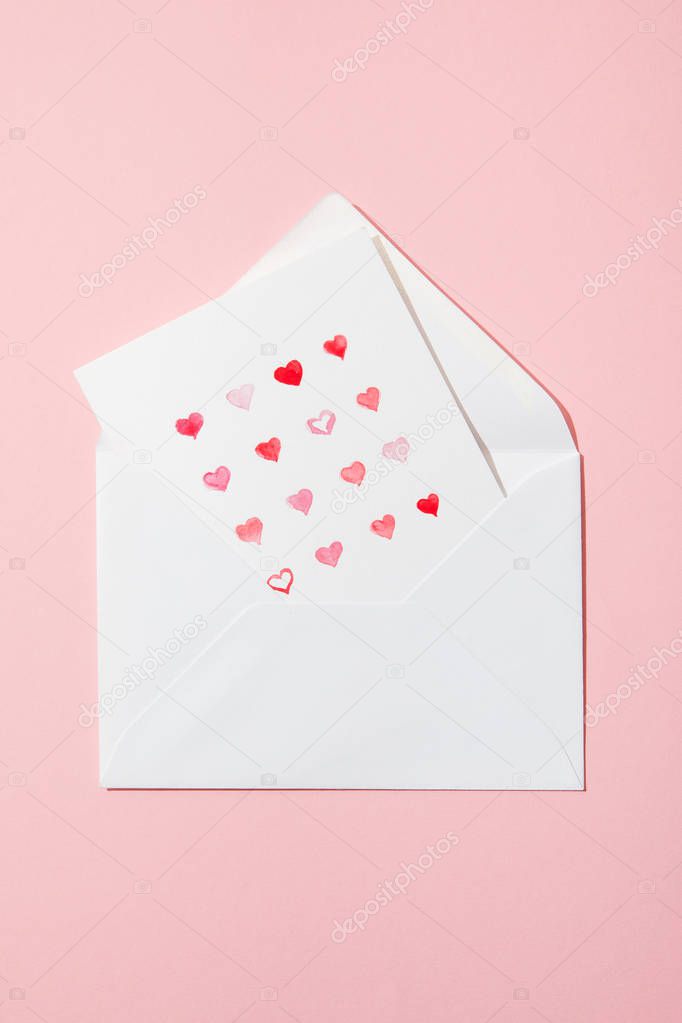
{"left": 99, "top": 452, "right": 583, "bottom": 789}
{"left": 235, "top": 193, "right": 579, "bottom": 494}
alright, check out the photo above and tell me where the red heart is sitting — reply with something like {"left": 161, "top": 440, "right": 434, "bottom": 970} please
{"left": 235, "top": 517, "right": 263, "bottom": 544}
{"left": 370, "top": 514, "right": 395, "bottom": 540}
{"left": 176, "top": 412, "right": 204, "bottom": 438}
{"left": 340, "top": 461, "right": 366, "bottom": 485}
{"left": 255, "top": 437, "right": 281, "bottom": 462}
{"left": 357, "top": 387, "right": 380, "bottom": 412}
{"left": 323, "top": 334, "right": 347, "bottom": 359}
{"left": 417, "top": 493, "right": 439, "bottom": 517}
{"left": 267, "top": 568, "right": 294, "bottom": 594}
{"left": 315, "top": 541, "right": 343, "bottom": 567}
{"left": 203, "top": 466, "right": 231, "bottom": 491}
{"left": 274, "top": 359, "right": 302, "bottom": 386}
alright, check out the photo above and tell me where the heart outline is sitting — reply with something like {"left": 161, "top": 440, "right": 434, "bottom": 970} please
{"left": 307, "top": 410, "right": 336, "bottom": 435}
{"left": 267, "top": 568, "right": 294, "bottom": 594}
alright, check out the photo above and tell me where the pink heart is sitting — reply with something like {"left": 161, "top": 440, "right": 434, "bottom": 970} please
{"left": 287, "top": 488, "right": 313, "bottom": 515}
{"left": 340, "top": 461, "right": 366, "bottom": 485}
{"left": 307, "top": 409, "right": 336, "bottom": 435}
{"left": 226, "top": 383, "right": 254, "bottom": 410}
{"left": 370, "top": 514, "right": 395, "bottom": 540}
{"left": 203, "top": 466, "right": 231, "bottom": 491}
{"left": 235, "top": 517, "right": 263, "bottom": 544}
{"left": 382, "top": 436, "right": 410, "bottom": 462}
{"left": 315, "top": 541, "right": 343, "bottom": 567}
{"left": 357, "top": 387, "right": 380, "bottom": 412}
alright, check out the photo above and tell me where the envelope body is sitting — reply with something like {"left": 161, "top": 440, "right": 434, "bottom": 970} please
{"left": 76, "top": 194, "right": 584, "bottom": 790}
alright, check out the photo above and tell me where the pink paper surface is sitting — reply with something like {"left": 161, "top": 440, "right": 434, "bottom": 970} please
{"left": 1, "top": 1, "right": 681, "bottom": 1020}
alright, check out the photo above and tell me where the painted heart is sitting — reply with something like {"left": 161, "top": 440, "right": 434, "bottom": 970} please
{"left": 175, "top": 412, "right": 204, "bottom": 438}
{"left": 315, "top": 541, "right": 343, "bottom": 567}
{"left": 357, "top": 387, "right": 380, "bottom": 412}
{"left": 382, "top": 436, "right": 409, "bottom": 462}
{"left": 370, "top": 514, "right": 395, "bottom": 540}
{"left": 323, "top": 334, "right": 347, "bottom": 359}
{"left": 203, "top": 466, "right": 231, "bottom": 491}
{"left": 235, "top": 517, "right": 263, "bottom": 544}
{"left": 267, "top": 568, "right": 294, "bottom": 594}
{"left": 226, "top": 383, "right": 254, "bottom": 410}
{"left": 274, "top": 359, "right": 302, "bottom": 386}
{"left": 307, "top": 409, "right": 336, "bottom": 435}
{"left": 287, "top": 488, "right": 313, "bottom": 515}
{"left": 417, "top": 493, "right": 439, "bottom": 517}
{"left": 255, "top": 437, "right": 281, "bottom": 462}
{"left": 340, "top": 461, "right": 366, "bottom": 485}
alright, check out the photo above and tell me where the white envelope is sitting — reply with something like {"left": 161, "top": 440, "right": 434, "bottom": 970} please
{"left": 75, "top": 193, "right": 584, "bottom": 790}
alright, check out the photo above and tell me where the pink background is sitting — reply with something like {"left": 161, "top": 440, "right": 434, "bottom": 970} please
{"left": 1, "top": 0, "right": 681, "bottom": 1019}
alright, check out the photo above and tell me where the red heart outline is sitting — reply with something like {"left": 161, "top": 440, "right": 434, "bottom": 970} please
{"left": 267, "top": 568, "right": 294, "bottom": 594}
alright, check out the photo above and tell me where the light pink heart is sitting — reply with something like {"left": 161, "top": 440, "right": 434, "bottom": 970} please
{"left": 315, "top": 541, "right": 343, "bottom": 567}
{"left": 287, "top": 488, "right": 313, "bottom": 515}
{"left": 307, "top": 409, "right": 336, "bottom": 435}
{"left": 226, "top": 383, "right": 254, "bottom": 410}
{"left": 203, "top": 466, "right": 231, "bottom": 491}
{"left": 382, "top": 436, "right": 410, "bottom": 462}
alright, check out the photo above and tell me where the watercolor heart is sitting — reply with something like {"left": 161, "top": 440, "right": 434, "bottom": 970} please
{"left": 175, "top": 412, "right": 204, "bottom": 439}
{"left": 357, "top": 387, "right": 380, "bottom": 412}
{"left": 235, "top": 517, "right": 263, "bottom": 544}
{"left": 267, "top": 568, "right": 293, "bottom": 595}
{"left": 287, "top": 488, "right": 313, "bottom": 515}
{"left": 370, "top": 514, "right": 395, "bottom": 540}
{"left": 255, "top": 437, "right": 281, "bottom": 462}
{"left": 307, "top": 409, "right": 336, "bottom": 435}
{"left": 323, "top": 334, "right": 347, "bottom": 359}
{"left": 315, "top": 541, "right": 343, "bottom": 567}
{"left": 382, "top": 436, "right": 409, "bottom": 462}
{"left": 203, "top": 466, "right": 231, "bottom": 491}
{"left": 226, "top": 383, "right": 254, "bottom": 410}
{"left": 417, "top": 493, "right": 439, "bottom": 517}
{"left": 274, "top": 359, "right": 302, "bottom": 386}
{"left": 340, "top": 461, "right": 366, "bottom": 485}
